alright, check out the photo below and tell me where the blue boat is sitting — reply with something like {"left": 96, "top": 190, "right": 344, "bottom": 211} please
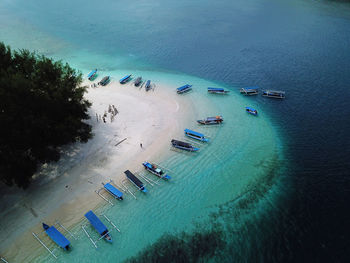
{"left": 142, "top": 162, "right": 171, "bottom": 180}
{"left": 171, "top": 139, "right": 199, "bottom": 152}
{"left": 119, "top": 74, "right": 132, "bottom": 84}
{"left": 42, "top": 223, "right": 70, "bottom": 250}
{"left": 240, "top": 87, "right": 259, "bottom": 95}
{"left": 208, "top": 87, "right": 229, "bottom": 94}
{"left": 177, "top": 84, "right": 192, "bottom": 94}
{"left": 124, "top": 170, "right": 147, "bottom": 192}
{"left": 103, "top": 182, "right": 123, "bottom": 200}
{"left": 87, "top": 69, "right": 98, "bottom": 81}
{"left": 246, "top": 107, "right": 258, "bottom": 115}
{"left": 184, "top": 129, "right": 209, "bottom": 142}
{"left": 145, "top": 80, "right": 151, "bottom": 91}
{"left": 262, "top": 90, "right": 285, "bottom": 99}
{"left": 84, "top": 211, "right": 112, "bottom": 243}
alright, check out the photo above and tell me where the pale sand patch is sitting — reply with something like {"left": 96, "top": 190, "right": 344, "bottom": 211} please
{"left": 0, "top": 79, "right": 195, "bottom": 262}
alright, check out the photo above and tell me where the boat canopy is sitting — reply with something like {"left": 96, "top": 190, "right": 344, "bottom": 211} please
{"left": 84, "top": 210, "right": 108, "bottom": 235}
{"left": 264, "top": 90, "right": 285, "bottom": 95}
{"left": 177, "top": 84, "right": 192, "bottom": 91}
{"left": 120, "top": 75, "right": 131, "bottom": 83}
{"left": 243, "top": 86, "right": 259, "bottom": 91}
{"left": 87, "top": 69, "right": 97, "bottom": 79}
{"left": 172, "top": 139, "right": 191, "bottom": 148}
{"left": 184, "top": 129, "right": 204, "bottom": 138}
{"left": 207, "top": 116, "right": 222, "bottom": 121}
{"left": 124, "top": 170, "right": 145, "bottom": 189}
{"left": 44, "top": 225, "right": 70, "bottom": 249}
{"left": 144, "top": 162, "right": 153, "bottom": 169}
{"left": 104, "top": 183, "right": 123, "bottom": 199}
{"left": 246, "top": 107, "right": 257, "bottom": 111}
{"left": 208, "top": 87, "right": 224, "bottom": 91}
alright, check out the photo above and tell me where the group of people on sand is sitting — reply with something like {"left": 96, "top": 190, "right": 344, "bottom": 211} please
{"left": 96, "top": 104, "right": 119, "bottom": 123}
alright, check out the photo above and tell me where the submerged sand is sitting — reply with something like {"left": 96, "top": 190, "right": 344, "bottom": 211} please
{"left": 0, "top": 79, "right": 194, "bottom": 262}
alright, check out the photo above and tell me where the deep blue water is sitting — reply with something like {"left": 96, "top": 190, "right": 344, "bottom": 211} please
{"left": 1, "top": 0, "right": 350, "bottom": 262}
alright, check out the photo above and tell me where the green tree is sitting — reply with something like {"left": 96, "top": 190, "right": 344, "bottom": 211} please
{"left": 0, "top": 42, "right": 92, "bottom": 188}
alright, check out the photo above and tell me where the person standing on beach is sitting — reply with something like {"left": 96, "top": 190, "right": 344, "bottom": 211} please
{"left": 140, "top": 143, "right": 143, "bottom": 148}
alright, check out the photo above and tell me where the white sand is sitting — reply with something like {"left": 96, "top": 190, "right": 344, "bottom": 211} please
{"left": 0, "top": 79, "right": 194, "bottom": 261}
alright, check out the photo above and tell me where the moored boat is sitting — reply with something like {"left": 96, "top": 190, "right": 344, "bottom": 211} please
{"left": 119, "top": 74, "right": 132, "bottom": 84}
{"left": 142, "top": 162, "right": 171, "bottom": 180}
{"left": 145, "top": 80, "right": 151, "bottom": 91}
{"left": 262, "top": 90, "right": 285, "bottom": 99}
{"left": 84, "top": 211, "right": 112, "bottom": 243}
{"left": 87, "top": 69, "right": 98, "bottom": 81}
{"left": 171, "top": 139, "right": 199, "bottom": 151}
{"left": 42, "top": 223, "right": 71, "bottom": 250}
{"left": 134, "top": 77, "right": 142, "bottom": 86}
{"left": 208, "top": 87, "right": 229, "bottom": 94}
{"left": 240, "top": 87, "right": 259, "bottom": 96}
{"left": 184, "top": 129, "right": 209, "bottom": 142}
{"left": 177, "top": 84, "right": 192, "bottom": 94}
{"left": 124, "top": 170, "right": 147, "bottom": 192}
{"left": 98, "top": 76, "right": 110, "bottom": 86}
{"left": 197, "top": 116, "right": 223, "bottom": 125}
{"left": 245, "top": 107, "right": 258, "bottom": 115}
{"left": 103, "top": 182, "right": 123, "bottom": 200}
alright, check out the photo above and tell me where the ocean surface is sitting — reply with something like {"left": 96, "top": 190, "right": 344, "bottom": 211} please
{"left": 1, "top": 0, "right": 350, "bottom": 262}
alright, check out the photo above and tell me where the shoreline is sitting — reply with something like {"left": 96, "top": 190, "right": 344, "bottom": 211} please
{"left": 0, "top": 77, "right": 196, "bottom": 262}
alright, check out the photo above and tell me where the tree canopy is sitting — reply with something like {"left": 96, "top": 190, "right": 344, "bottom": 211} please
{"left": 0, "top": 42, "right": 92, "bottom": 188}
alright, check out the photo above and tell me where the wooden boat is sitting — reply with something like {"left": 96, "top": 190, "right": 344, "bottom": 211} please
{"left": 119, "top": 74, "right": 132, "bottom": 84}
{"left": 142, "top": 162, "right": 171, "bottom": 180}
{"left": 262, "top": 90, "right": 285, "bottom": 99}
{"left": 98, "top": 76, "right": 110, "bottom": 86}
{"left": 134, "top": 77, "right": 142, "bottom": 86}
{"left": 184, "top": 129, "right": 209, "bottom": 142}
{"left": 177, "top": 84, "right": 192, "bottom": 94}
{"left": 42, "top": 223, "right": 70, "bottom": 250}
{"left": 208, "top": 87, "right": 229, "bottom": 94}
{"left": 197, "top": 116, "right": 223, "bottom": 125}
{"left": 171, "top": 139, "right": 199, "bottom": 152}
{"left": 240, "top": 87, "right": 259, "bottom": 96}
{"left": 87, "top": 69, "right": 98, "bottom": 81}
{"left": 124, "top": 170, "right": 147, "bottom": 192}
{"left": 145, "top": 80, "right": 151, "bottom": 91}
{"left": 246, "top": 107, "right": 258, "bottom": 115}
{"left": 103, "top": 182, "right": 123, "bottom": 200}
{"left": 84, "top": 211, "right": 112, "bottom": 243}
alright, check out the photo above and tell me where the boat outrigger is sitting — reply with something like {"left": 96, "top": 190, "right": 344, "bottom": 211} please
{"left": 171, "top": 139, "right": 199, "bottom": 152}
{"left": 208, "top": 87, "right": 229, "bottom": 94}
{"left": 42, "top": 223, "right": 71, "bottom": 250}
{"left": 246, "top": 107, "right": 258, "bottom": 115}
{"left": 134, "top": 77, "right": 142, "bottom": 86}
{"left": 197, "top": 116, "right": 223, "bottom": 125}
{"left": 262, "top": 90, "right": 285, "bottom": 99}
{"left": 84, "top": 211, "right": 112, "bottom": 243}
{"left": 142, "top": 162, "right": 171, "bottom": 180}
{"left": 98, "top": 76, "right": 110, "bottom": 86}
{"left": 124, "top": 170, "right": 147, "bottom": 192}
{"left": 240, "top": 87, "right": 259, "bottom": 96}
{"left": 184, "top": 129, "right": 209, "bottom": 142}
{"left": 145, "top": 80, "right": 151, "bottom": 91}
{"left": 87, "top": 69, "right": 98, "bottom": 81}
{"left": 119, "top": 74, "right": 132, "bottom": 84}
{"left": 177, "top": 84, "right": 192, "bottom": 94}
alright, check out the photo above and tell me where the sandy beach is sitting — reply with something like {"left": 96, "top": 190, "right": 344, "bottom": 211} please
{"left": 0, "top": 78, "right": 194, "bottom": 262}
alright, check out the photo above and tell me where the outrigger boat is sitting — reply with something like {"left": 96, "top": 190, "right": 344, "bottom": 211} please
{"left": 184, "top": 129, "right": 209, "bottom": 142}
{"left": 84, "top": 211, "right": 112, "bottom": 243}
{"left": 246, "top": 107, "right": 258, "bottom": 116}
{"left": 119, "top": 74, "right": 132, "bottom": 84}
{"left": 197, "top": 116, "right": 223, "bottom": 125}
{"left": 98, "top": 76, "right": 110, "bottom": 86}
{"left": 177, "top": 84, "right": 192, "bottom": 94}
{"left": 103, "top": 182, "right": 123, "bottom": 200}
{"left": 134, "top": 77, "right": 142, "bottom": 86}
{"left": 145, "top": 80, "right": 151, "bottom": 91}
{"left": 240, "top": 87, "right": 259, "bottom": 96}
{"left": 262, "top": 90, "right": 285, "bottom": 99}
{"left": 171, "top": 139, "right": 199, "bottom": 152}
{"left": 124, "top": 170, "right": 147, "bottom": 192}
{"left": 142, "top": 162, "right": 171, "bottom": 180}
{"left": 42, "top": 223, "right": 70, "bottom": 250}
{"left": 208, "top": 87, "right": 229, "bottom": 94}
{"left": 87, "top": 69, "right": 98, "bottom": 81}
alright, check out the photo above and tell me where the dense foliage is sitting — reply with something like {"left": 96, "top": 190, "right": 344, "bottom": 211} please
{"left": 0, "top": 42, "right": 92, "bottom": 188}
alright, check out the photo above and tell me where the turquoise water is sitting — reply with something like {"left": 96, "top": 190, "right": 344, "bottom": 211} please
{"left": 0, "top": 0, "right": 292, "bottom": 262}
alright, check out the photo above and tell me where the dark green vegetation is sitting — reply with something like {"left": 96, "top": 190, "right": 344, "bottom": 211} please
{"left": 0, "top": 42, "right": 92, "bottom": 188}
